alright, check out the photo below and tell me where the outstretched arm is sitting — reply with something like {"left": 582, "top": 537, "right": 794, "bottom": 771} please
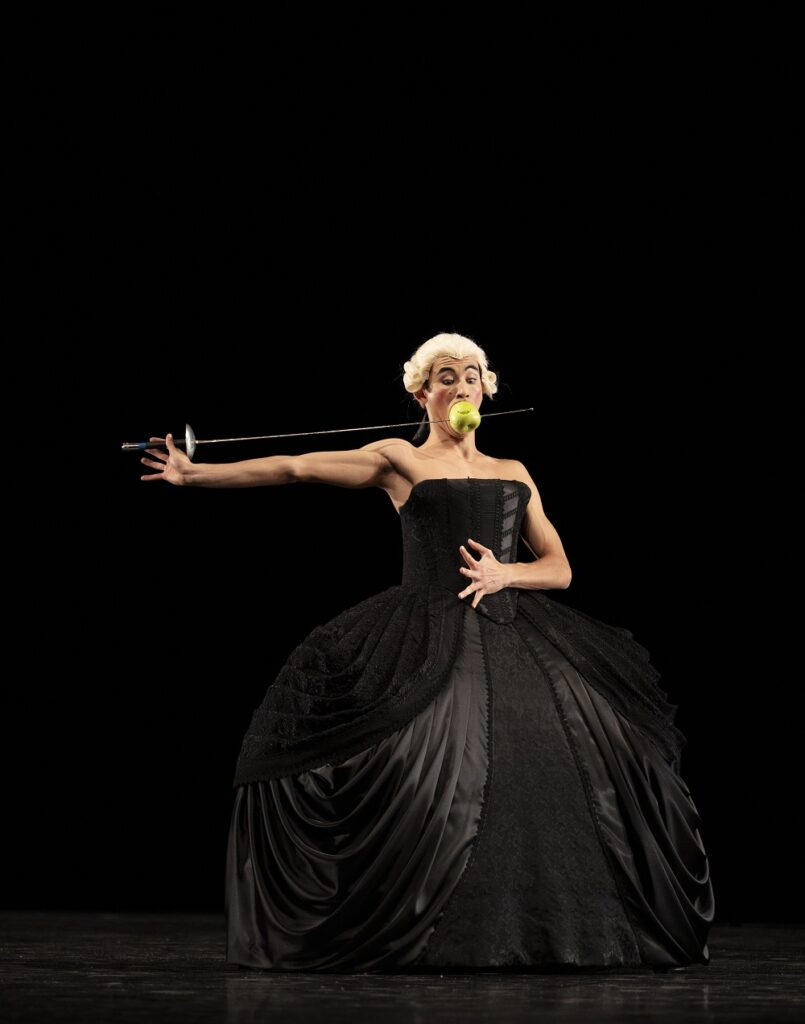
{"left": 140, "top": 434, "right": 400, "bottom": 490}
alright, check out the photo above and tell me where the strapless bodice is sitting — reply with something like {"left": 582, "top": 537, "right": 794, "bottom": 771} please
{"left": 399, "top": 477, "right": 532, "bottom": 624}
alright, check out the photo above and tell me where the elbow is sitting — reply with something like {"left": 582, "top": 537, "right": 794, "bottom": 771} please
{"left": 562, "top": 563, "right": 572, "bottom": 589}
{"left": 285, "top": 455, "right": 304, "bottom": 484}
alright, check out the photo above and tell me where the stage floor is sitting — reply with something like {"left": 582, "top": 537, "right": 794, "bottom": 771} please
{"left": 1, "top": 913, "right": 802, "bottom": 1022}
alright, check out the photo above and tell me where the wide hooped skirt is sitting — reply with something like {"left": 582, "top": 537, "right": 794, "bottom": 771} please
{"left": 225, "top": 602, "right": 714, "bottom": 971}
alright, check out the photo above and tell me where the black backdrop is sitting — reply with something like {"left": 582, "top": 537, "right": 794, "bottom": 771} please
{"left": 8, "top": 8, "right": 797, "bottom": 922}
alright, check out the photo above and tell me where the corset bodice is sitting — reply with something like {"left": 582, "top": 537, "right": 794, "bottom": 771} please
{"left": 399, "top": 477, "right": 532, "bottom": 624}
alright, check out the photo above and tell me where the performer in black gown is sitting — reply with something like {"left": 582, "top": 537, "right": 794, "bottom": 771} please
{"left": 140, "top": 332, "right": 714, "bottom": 972}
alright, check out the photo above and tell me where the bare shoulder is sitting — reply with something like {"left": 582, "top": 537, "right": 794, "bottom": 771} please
{"left": 360, "top": 437, "right": 414, "bottom": 454}
{"left": 359, "top": 437, "right": 416, "bottom": 482}
{"left": 360, "top": 437, "right": 414, "bottom": 468}
{"left": 498, "top": 457, "right": 531, "bottom": 485}
{"left": 358, "top": 439, "right": 441, "bottom": 512}
{"left": 499, "top": 458, "right": 545, "bottom": 507}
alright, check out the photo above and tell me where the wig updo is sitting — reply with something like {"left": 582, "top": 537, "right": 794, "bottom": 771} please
{"left": 402, "top": 333, "right": 498, "bottom": 400}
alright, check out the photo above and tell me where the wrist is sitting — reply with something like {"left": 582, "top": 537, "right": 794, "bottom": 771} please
{"left": 184, "top": 462, "right": 208, "bottom": 487}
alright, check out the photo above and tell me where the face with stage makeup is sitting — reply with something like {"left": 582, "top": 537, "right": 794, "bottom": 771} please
{"left": 414, "top": 356, "right": 485, "bottom": 435}
{"left": 403, "top": 335, "right": 497, "bottom": 400}
{"left": 403, "top": 333, "right": 498, "bottom": 448}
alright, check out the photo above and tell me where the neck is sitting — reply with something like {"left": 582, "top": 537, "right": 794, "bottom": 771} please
{"left": 420, "top": 435, "right": 481, "bottom": 462}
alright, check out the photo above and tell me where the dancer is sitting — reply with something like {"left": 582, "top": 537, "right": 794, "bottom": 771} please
{"left": 140, "top": 332, "right": 714, "bottom": 971}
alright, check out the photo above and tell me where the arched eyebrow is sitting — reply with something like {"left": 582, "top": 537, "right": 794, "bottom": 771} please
{"left": 435, "top": 363, "right": 480, "bottom": 375}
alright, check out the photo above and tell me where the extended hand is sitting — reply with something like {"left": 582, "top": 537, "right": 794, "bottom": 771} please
{"left": 140, "top": 433, "right": 193, "bottom": 486}
{"left": 458, "top": 539, "right": 509, "bottom": 609}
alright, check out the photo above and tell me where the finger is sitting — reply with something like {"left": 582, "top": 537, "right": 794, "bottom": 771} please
{"left": 140, "top": 457, "right": 166, "bottom": 470}
{"left": 469, "top": 538, "right": 495, "bottom": 560}
{"left": 459, "top": 544, "right": 478, "bottom": 565}
{"left": 467, "top": 537, "right": 489, "bottom": 552}
{"left": 145, "top": 438, "right": 167, "bottom": 456}
{"left": 459, "top": 574, "right": 479, "bottom": 594}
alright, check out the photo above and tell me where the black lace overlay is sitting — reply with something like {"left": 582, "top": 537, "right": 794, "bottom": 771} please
{"left": 233, "top": 477, "right": 685, "bottom": 786}
{"left": 226, "top": 478, "right": 713, "bottom": 971}
{"left": 399, "top": 477, "right": 528, "bottom": 624}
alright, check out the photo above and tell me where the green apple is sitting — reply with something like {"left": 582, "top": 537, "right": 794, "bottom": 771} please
{"left": 449, "top": 400, "right": 481, "bottom": 433}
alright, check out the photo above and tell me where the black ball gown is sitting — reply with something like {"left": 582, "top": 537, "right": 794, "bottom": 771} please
{"left": 225, "top": 477, "right": 714, "bottom": 971}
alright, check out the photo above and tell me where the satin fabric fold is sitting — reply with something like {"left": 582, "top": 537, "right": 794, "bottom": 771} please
{"left": 512, "top": 616, "right": 713, "bottom": 968}
{"left": 225, "top": 478, "right": 714, "bottom": 970}
{"left": 225, "top": 608, "right": 489, "bottom": 970}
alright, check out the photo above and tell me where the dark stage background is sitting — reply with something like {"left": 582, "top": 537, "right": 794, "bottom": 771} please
{"left": 8, "top": 9, "right": 796, "bottom": 923}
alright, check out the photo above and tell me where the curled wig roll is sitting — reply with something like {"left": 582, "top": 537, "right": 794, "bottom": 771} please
{"left": 402, "top": 333, "right": 498, "bottom": 445}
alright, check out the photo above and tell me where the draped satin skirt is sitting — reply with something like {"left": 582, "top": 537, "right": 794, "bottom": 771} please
{"left": 225, "top": 605, "right": 713, "bottom": 971}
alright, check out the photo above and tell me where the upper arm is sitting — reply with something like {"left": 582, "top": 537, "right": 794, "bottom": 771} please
{"left": 505, "top": 460, "right": 572, "bottom": 571}
{"left": 291, "top": 438, "right": 409, "bottom": 490}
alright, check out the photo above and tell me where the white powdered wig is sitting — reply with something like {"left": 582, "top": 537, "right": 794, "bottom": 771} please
{"left": 402, "top": 333, "right": 498, "bottom": 399}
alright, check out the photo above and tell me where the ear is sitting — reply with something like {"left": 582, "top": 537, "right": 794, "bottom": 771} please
{"left": 414, "top": 384, "right": 429, "bottom": 407}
